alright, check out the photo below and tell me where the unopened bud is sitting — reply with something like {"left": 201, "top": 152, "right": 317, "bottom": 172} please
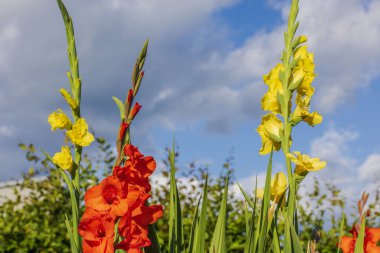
{"left": 119, "top": 122, "right": 129, "bottom": 140}
{"left": 129, "top": 102, "right": 142, "bottom": 121}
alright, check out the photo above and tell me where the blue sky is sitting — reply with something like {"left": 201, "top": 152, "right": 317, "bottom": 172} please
{"left": 0, "top": 0, "right": 380, "bottom": 202}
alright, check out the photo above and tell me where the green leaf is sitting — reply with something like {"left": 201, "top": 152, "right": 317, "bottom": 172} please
{"left": 244, "top": 177, "right": 258, "bottom": 253}
{"left": 144, "top": 225, "right": 161, "bottom": 253}
{"left": 189, "top": 175, "right": 208, "bottom": 253}
{"left": 336, "top": 214, "right": 346, "bottom": 253}
{"left": 18, "top": 143, "right": 27, "bottom": 150}
{"left": 188, "top": 197, "right": 201, "bottom": 253}
{"left": 168, "top": 144, "right": 184, "bottom": 253}
{"left": 64, "top": 213, "right": 78, "bottom": 253}
{"left": 354, "top": 218, "right": 366, "bottom": 253}
{"left": 288, "top": 216, "right": 304, "bottom": 253}
{"left": 112, "top": 96, "right": 125, "bottom": 121}
{"left": 209, "top": 176, "right": 229, "bottom": 253}
{"left": 256, "top": 150, "right": 273, "bottom": 253}
{"left": 238, "top": 183, "right": 255, "bottom": 210}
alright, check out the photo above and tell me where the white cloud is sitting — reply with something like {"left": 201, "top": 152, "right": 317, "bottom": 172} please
{"left": 311, "top": 129, "right": 359, "bottom": 178}
{"left": 0, "top": 23, "right": 19, "bottom": 72}
{"left": 0, "top": 125, "right": 14, "bottom": 138}
{"left": 205, "top": 0, "right": 380, "bottom": 114}
{"left": 358, "top": 153, "right": 380, "bottom": 181}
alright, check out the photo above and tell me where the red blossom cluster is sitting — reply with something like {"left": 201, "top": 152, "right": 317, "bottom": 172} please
{"left": 78, "top": 144, "right": 163, "bottom": 253}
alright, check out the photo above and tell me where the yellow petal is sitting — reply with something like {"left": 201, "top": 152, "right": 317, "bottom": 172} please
{"left": 263, "top": 64, "right": 284, "bottom": 93}
{"left": 261, "top": 90, "right": 281, "bottom": 114}
{"left": 257, "top": 114, "right": 283, "bottom": 155}
{"left": 271, "top": 172, "right": 287, "bottom": 200}
{"left": 66, "top": 118, "right": 94, "bottom": 147}
{"left": 288, "top": 151, "right": 327, "bottom": 175}
{"left": 47, "top": 109, "right": 72, "bottom": 131}
{"left": 304, "top": 111, "right": 323, "bottom": 126}
{"left": 52, "top": 146, "right": 73, "bottom": 170}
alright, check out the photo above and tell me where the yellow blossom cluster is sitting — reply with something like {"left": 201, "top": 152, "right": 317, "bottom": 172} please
{"left": 48, "top": 89, "right": 94, "bottom": 171}
{"left": 256, "top": 35, "right": 326, "bottom": 176}
{"left": 290, "top": 45, "right": 322, "bottom": 127}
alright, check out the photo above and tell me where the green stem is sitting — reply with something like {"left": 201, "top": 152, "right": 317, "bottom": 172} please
{"left": 57, "top": 1, "right": 83, "bottom": 252}
{"left": 280, "top": 0, "right": 299, "bottom": 225}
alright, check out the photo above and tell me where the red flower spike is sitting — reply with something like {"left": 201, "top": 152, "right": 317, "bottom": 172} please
{"left": 78, "top": 208, "right": 115, "bottom": 253}
{"left": 84, "top": 176, "right": 129, "bottom": 217}
{"left": 81, "top": 142, "right": 163, "bottom": 253}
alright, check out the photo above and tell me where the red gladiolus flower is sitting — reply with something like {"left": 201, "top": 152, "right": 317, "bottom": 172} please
{"left": 80, "top": 142, "right": 163, "bottom": 253}
{"left": 78, "top": 208, "right": 115, "bottom": 253}
{"left": 113, "top": 144, "right": 156, "bottom": 193}
{"left": 339, "top": 226, "right": 380, "bottom": 253}
{"left": 85, "top": 176, "right": 130, "bottom": 216}
{"left": 124, "top": 144, "right": 156, "bottom": 178}
{"left": 116, "top": 199, "right": 163, "bottom": 253}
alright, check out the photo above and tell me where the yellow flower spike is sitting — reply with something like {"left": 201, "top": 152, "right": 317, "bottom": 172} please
{"left": 48, "top": 109, "right": 72, "bottom": 131}
{"left": 52, "top": 146, "right": 73, "bottom": 170}
{"left": 59, "top": 88, "right": 78, "bottom": 110}
{"left": 287, "top": 151, "right": 327, "bottom": 175}
{"left": 66, "top": 118, "right": 94, "bottom": 147}
{"left": 257, "top": 114, "right": 283, "bottom": 155}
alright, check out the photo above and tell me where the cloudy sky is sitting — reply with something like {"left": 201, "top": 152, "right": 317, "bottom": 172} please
{"left": 0, "top": 0, "right": 380, "bottom": 202}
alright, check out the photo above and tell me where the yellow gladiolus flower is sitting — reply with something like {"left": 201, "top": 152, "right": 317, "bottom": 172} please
{"left": 270, "top": 172, "right": 287, "bottom": 200}
{"left": 48, "top": 109, "right": 72, "bottom": 131}
{"left": 293, "top": 46, "right": 315, "bottom": 97}
{"left": 293, "top": 95, "right": 323, "bottom": 126}
{"left": 66, "top": 118, "right": 94, "bottom": 147}
{"left": 256, "top": 172, "right": 287, "bottom": 203}
{"left": 263, "top": 63, "right": 284, "bottom": 93}
{"left": 257, "top": 114, "right": 282, "bottom": 155}
{"left": 60, "top": 88, "right": 78, "bottom": 110}
{"left": 287, "top": 151, "right": 327, "bottom": 175}
{"left": 261, "top": 90, "right": 281, "bottom": 114}
{"left": 52, "top": 146, "right": 73, "bottom": 170}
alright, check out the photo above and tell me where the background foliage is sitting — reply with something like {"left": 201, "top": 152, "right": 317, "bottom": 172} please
{"left": 0, "top": 140, "right": 379, "bottom": 252}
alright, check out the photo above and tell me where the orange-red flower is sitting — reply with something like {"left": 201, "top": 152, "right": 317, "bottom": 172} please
{"left": 78, "top": 208, "right": 115, "bottom": 253}
{"left": 116, "top": 194, "right": 163, "bottom": 253}
{"left": 84, "top": 176, "right": 131, "bottom": 217}
{"left": 113, "top": 144, "right": 156, "bottom": 192}
{"left": 339, "top": 226, "right": 380, "bottom": 253}
{"left": 80, "top": 142, "right": 163, "bottom": 253}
